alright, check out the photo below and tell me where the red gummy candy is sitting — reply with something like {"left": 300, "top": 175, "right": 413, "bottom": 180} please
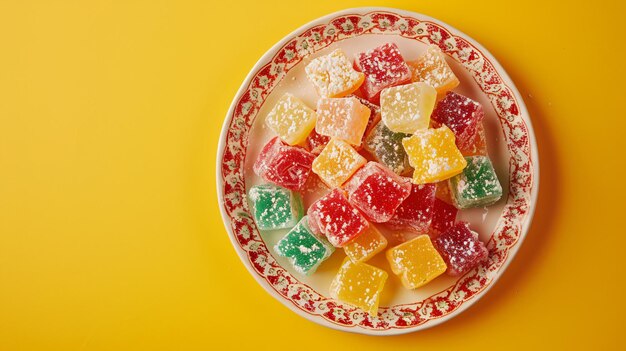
{"left": 253, "top": 137, "right": 315, "bottom": 191}
{"left": 355, "top": 43, "right": 412, "bottom": 102}
{"left": 429, "top": 198, "right": 458, "bottom": 235}
{"left": 433, "top": 222, "right": 488, "bottom": 276}
{"left": 431, "top": 92, "right": 485, "bottom": 153}
{"left": 387, "top": 183, "right": 436, "bottom": 233}
{"left": 305, "top": 129, "right": 331, "bottom": 155}
{"left": 307, "top": 189, "right": 369, "bottom": 247}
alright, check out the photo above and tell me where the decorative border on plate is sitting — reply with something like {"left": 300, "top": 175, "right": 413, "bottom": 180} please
{"left": 220, "top": 10, "right": 533, "bottom": 330}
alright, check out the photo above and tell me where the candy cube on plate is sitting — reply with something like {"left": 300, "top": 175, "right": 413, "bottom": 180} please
{"left": 433, "top": 222, "right": 488, "bottom": 276}
{"left": 355, "top": 43, "right": 412, "bottom": 102}
{"left": 387, "top": 183, "right": 436, "bottom": 233}
{"left": 408, "top": 45, "right": 460, "bottom": 96}
{"left": 380, "top": 82, "right": 437, "bottom": 134}
{"left": 315, "top": 97, "right": 371, "bottom": 146}
{"left": 329, "top": 257, "right": 388, "bottom": 316}
{"left": 312, "top": 139, "right": 366, "bottom": 188}
{"left": 449, "top": 156, "right": 503, "bottom": 209}
{"left": 429, "top": 198, "right": 458, "bottom": 235}
{"left": 364, "top": 120, "right": 411, "bottom": 175}
{"left": 248, "top": 184, "right": 303, "bottom": 230}
{"left": 431, "top": 92, "right": 485, "bottom": 153}
{"left": 462, "top": 122, "right": 487, "bottom": 157}
{"left": 402, "top": 126, "right": 467, "bottom": 184}
{"left": 274, "top": 216, "right": 335, "bottom": 275}
{"left": 350, "top": 95, "right": 382, "bottom": 146}
{"left": 386, "top": 235, "right": 447, "bottom": 289}
{"left": 253, "top": 137, "right": 316, "bottom": 190}
{"left": 305, "top": 49, "right": 365, "bottom": 98}
{"left": 343, "top": 162, "right": 412, "bottom": 223}
{"left": 266, "top": 93, "right": 317, "bottom": 145}
{"left": 343, "top": 224, "right": 388, "bottom": 263}
{"left": 307, "top": 188, "right": 369, "bottom": 247}
{"left": 305, "top": 129, "right": 331, "bottom": 155}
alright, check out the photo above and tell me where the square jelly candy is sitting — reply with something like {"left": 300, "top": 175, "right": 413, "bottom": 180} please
{"left": 429, "top": 198, "right": 458, "bottom": 235}
{"left": 307, "top": 188, "right": 368, "bottom": 247}
{"left": 266, "top": 93, "right": 317, "bottom": 146}
{"left": 274, "top": 216, "right": 334, "bottom": 275}
{"left": 343, "top": 162, "right": 411, "bottom": 223}
{"left": 386, "top": 235, "right": 447, "bottom": 289}
{"left": 402, "top": 126, "right": 467, "bottom": 184}
{"left": 253, "top": 137, "right": 316, "bottom": 191}
{"left": 343, "top": 223, "right": 388, "bottom": 263}
{"left": 431, "top": 92, "right": 484, "bottom": 153}
{"left": 355, "top": 43, "right": 412, "bottom": 102}
{"left": 408, "top": 45, "right": 460, "bottom": 96}
{"left": 449, "top": 155, "right": 503, "bottom": 208}
{"left": 351, "top": 95, "right": 382, "bottom": 146}
{"left": 312, "top": 138, "right": 366, "bottom": 188}
{"left": 433, "top": 222, "right": 488, "bottom": 276}
{"left": 387, "top": 183, "right": 436, "bottom": 233}
{"left": 462, "top": 122, "right": 487, "bottom": 157}
{"left": 329, "top": 257, "right": 388, "bottom": 316}
{"left": 248, "top": 184, "right": 303, "bottom": 230}
{"left": 315, "top": 97, "right": 371, "bottom": 146}
{"left": 305, "top": 129, "right": 330, "bottom": 155}
{"left": 305, "top": 49, "right": 365, "bottom": 98}
{"left": 380, "top": 82, "right": 437, "bottom": 134}
{"left": 364, "top": 120, "right": 411, "bottom": 175}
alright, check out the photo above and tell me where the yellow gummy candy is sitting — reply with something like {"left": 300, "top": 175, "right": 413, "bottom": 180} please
{"left": 312, "top": 139, "right": 366, "bottom": 188}
{"left": 266, "top": 93, "right": 317, "bottom": 145}
{"left": 408, "top": 45, "right": 460, "bottom": 97}
{"left": 305, "top": 49, "right": 365, "bottom": 98}
{"left": 343, "top": 224, "right": 388, "bottom": 263}
{"left": 386, "top": 235, "right": 447, "bottom": 289}
{"left": 380, "top": 82, "right": 437, "bottom": 134}
{"left": 329, "top": 257, "right": 388, "bottom": 316}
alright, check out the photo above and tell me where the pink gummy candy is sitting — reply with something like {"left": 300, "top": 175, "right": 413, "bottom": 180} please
{"left": 253, "top": 136, "right": 315, "bottom": 191}
{"left": 355, "top": 43, "right": 412, "bottom": 102}
{"left": 343, "top": 162, "right": 411, "bottom": 223}
{"left": 433, "top": 222, "right": 488, "bottom": 276}
{"left": 307, "top": 188, "right": 369, "bottom": 247}
{"left": 387, "top": 183, "right": 436, "bottom": 233}
{"left": 431, "top": 92, "right": 485, "bottom": 153}
{"left": 429, "top": 198, "right": 458, "bottom": 235}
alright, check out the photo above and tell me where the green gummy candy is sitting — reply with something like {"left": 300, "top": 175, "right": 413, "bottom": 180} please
{"left": 248, "top": 184, "right": 303, "bottom": 230}
{"left": 449, "top": 156, "right": 503, "bottom": 209}
{"left": 364, "top": 121, "right": 411, "bottom": 175}
{"left": 274, "top": 216, "right": 334, "bottom": 275}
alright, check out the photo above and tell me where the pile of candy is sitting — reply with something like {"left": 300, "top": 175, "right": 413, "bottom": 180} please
{"left": 248, "top": 43, "right": 502, "bottom": 316}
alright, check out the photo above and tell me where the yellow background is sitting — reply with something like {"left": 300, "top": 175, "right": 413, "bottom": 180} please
{"left": 1, "top": 1, "right": 624, "bottom": 349}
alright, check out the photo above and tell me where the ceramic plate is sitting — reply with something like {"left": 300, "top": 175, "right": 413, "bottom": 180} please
{"left": 217, "top": 7, "right": 539, "bottom": 335}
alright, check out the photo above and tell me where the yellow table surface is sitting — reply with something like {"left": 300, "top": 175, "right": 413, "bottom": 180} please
{"left": 1, "top": 1, "right": 624, "bottom": 349}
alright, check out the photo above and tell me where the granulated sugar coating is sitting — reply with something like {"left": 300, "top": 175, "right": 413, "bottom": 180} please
{"left": 343, "top": 162, "right": 411, "bottom": 223}
{"left": 307, "top": 189, "right": 369, "bottom": 247}
{"left": 381, "top": 82, "right": 437, "bottom": 134}
{"left": 433, "top": 222, "right": 488, "bottom": 276}
{"left": 431, "top": 91, "right": 485, "bottom": 153}
{"left": 462, "top": 122, "right": 488, "bottom": 157}
{"left": 274, "top": 216, "right": 335, "bottom": 275}
{"left": 265, "top": 93, "right": 317, "bottom": 145}
{"left": 355, "top": 43, "right": 412, "bottom": 102}
{"left": 408, "top": 45, "right": 460, "bottom": 96}
{"left": 387, "top": 183, "right": 436, "bottom": 233}
{"left": 329, "top": 257, "right": 388, "bottom": 316}
{"left": 315, "top": 97, "right": 371, "bottom": 146}
{"left": 305, "top": 49, "right": 365, "bottom": 98}
{"left": 305, "top": 129, "right": 331, "bottom": 155}
{"left": 386, "top": 235, "right": 447, "bottom": 289}
{"left": 253, "top": 136, "right": 316, "bottom": 190}
{"left": 350, "top": 95, "right": 382, "bottom": 146}
{"left": 312, "top": 138, "right": 366, "bottom": 188}
{"left": 449, "top": 156, "right": 503, "bottom": 209}
{"left": 429, "top": 197, "right": 458, "bottom": 236}
{"left": 343, "top": 223, "right": 388, "bottom": 263}
{"left": 364, "top": 120, "right": 411, "bottom": 175}
{"left": 248, "top": 184, "right": 303, "bottom": 230}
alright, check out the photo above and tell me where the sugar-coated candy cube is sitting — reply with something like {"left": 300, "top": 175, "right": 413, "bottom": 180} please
{"left": 248, "top": 184, "right": 303, "bottom": 230}
{"left": 387, "top": 183, "right": 436, "bottom": 233}
{"left": 312, "top": 139, "right": 366, "bottom": 188}
{"left": 449, "top": 156, "right": 503, "bottom": 209}
{"left": 462, "top": 122, "right": 487, "bottom": 157}
{"left": 343, "top": 162, "right": 411, "bottom": 222}
{"left": 364, "top": 120, "right": 411, "bottom": 175}
{"left": 343, "top": 224, "right": 388, "bottom": 263}
{"left": 266, "top": 93, "right": 317, "bottom": 145}
{"left": 308, "top": 189, "right": 369, "bottom": 247}
{"left": 386, "top": 235, "right": 447, "bottom": 289}
{"left": 380, "top": 82, "right": 437, "bottom": 134}
{"left": 429, "top": 198, "right": 458, "bottom": 235}
{"left": 305, "top": 49, "right": 365, "bottom": 98}
{"left": 355, "top": 43, "right": 412, "bottom": 102}
{"left": 305, "top": 129, "right": 330, "bottom": 155}
{"left": 402, "top": 126, "right": 467, "bottom": 184}
{"left": 408, "top": 45, "right": 460, "bottom": 96}
{"left": 254, "top": 137, "right": 316, "bottom": 190}
{"left": 431, "top": 92, "right": 485, "bottom": 153}
{"left": 329, "top": 257, "right": 388, "bottom": 316}
{"left": 435, "top": 180, "right": 453, "bottom": 204}
{"left": 350, "top": 95, "right": 382, "bottom": 146}
{"left": 433, "top": 222, "right": 488, "bottom": 276}
{"left": 274, "top": 216, "right": 335, "bottom": 275}
{"left": 315, "top": 97, "right": 371, "bottom": 146}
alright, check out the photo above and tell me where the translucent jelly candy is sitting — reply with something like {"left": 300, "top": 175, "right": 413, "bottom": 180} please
{"left": 355, "top": 43, "right": 412, "bottom": 102}
{"left": 274, "top": 216, "right": 335, "bottom": 275}
{"left": 433, "top": 222, "right": 488, "bottom": 276}
{"left": 248, "top": 184, "right": 303, "bottom": 230}
{"left": 315, "top": 97, "right": 371, "bottom": 146}
{"left": 305, "top": 49, "right": 365, "bottom": 98}
{"left": 380, "top": 82, "right": 437, "bottom": 134}
{"left": 351, "top": 95, "right": 382, "bottom": 145}
{"left": 343, "top": 162, "right": 411, "bottom": 223}
{"left": 449, "top": 156, "right": 503, "bottom": 209}
{"left": 329, "top": 257, "right": 388, "bottom": 316}
{"left": 431, "top": 92, "right": 485, "bottom": 153}
{"left": 402, "top": 126, "right": 467, "bottom": 184}
{"left": 387, "top": 183, "right": 436, "bottom": 233}
{"left": 312, "top": 139, "right": 366, "bottom": 188}
{"left": 305, "top": 129, "right": 330, "bottom": 155}
{"left": 463, "top": 122, "right": 487, "bottom": 157}
{"left": 253, "top": 137, "right": 316, "bottom": 190}
{"left": 429, "top": 198, "right": 458, "bottom": 235}
{"left": 343, "top": 224, "right": 388, "bottom": 263}
{"left": 266, "top": 93, "right": 317, "bottom": 145}
{"left": 408, "top": 45, "right": 460, "bottom": 96}
{"left": 386, "top": 235, "right": 447, "bottom": 289}
{"left": 363, "top": 120, "right": 411, "bottom": 175}
{"left": 307, "top": 189, "right": 369, "bottom": 247}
